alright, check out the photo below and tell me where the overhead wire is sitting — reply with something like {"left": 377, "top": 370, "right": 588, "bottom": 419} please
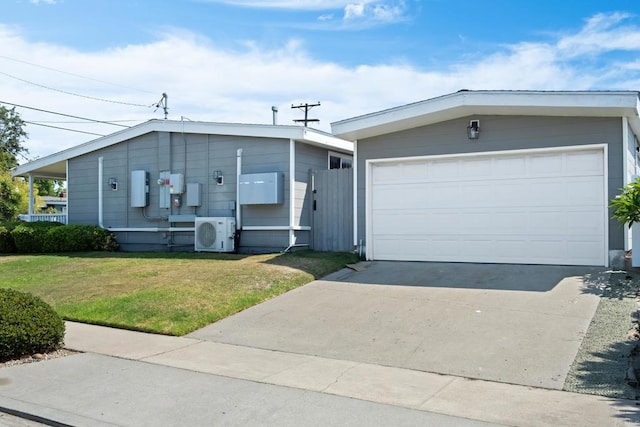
{"left": 23, "top": 121, "right": 105, "bottom": 137}
{"left": 0, "top": 70, "right": 155, "bottom": 108}
{"left": 0, "top": 100, "right": 132, "bottom": 128}
{"left": 0, "top": 55, "right": 154, "bottom": 94}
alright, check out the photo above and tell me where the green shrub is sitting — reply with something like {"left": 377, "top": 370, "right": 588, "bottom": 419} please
{"left": 0, "top": 226, "right": 15, "bottom": 253}
{"left": 44, "top": 224, "right": 93, "bottom": 252}
{"left": 11, "top": 222, "right": 63, "bottom": 253}
{"left": 91, "top": 226, "right": 119, "bottom": 252}
{"left": 610, "top": 179, "right": 640, "bottom": 226}
{"left": 43, "top": 225, "right": 119, "bottom": 252}
{"left": 0, "top": 288, "right": 65, "bottom": 361}
{"left": 0, "top": 221, "right": 24, "bottom": 253}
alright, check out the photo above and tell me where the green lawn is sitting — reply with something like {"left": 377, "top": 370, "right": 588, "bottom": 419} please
{"left": 0, "top": 251, "right": 357, "bottom": 336}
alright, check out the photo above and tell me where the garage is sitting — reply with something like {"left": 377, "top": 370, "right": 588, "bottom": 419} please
{"left": 367, "top": 146, "right": 607, "bottom": 266}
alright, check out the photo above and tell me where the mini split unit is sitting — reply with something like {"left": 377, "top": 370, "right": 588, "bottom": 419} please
{"left": 194, "top": 217, "right": 236, "bottom": 252}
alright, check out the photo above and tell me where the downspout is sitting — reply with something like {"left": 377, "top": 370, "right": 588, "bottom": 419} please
{"left": 236, "top": 149, "right": 243, "bottom": 229}
{"left": 353, "top": 140, "right": 358, "bottom": 252}
{"left": 622, "top": 117, "right": 631, "bottom": 252}
{"left": 98, "top": 156, "right": 104, "bottom": 228}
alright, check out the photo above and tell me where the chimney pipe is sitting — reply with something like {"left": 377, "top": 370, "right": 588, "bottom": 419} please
{"left": 271, "top": 106, "right": 278, "bottom": 125}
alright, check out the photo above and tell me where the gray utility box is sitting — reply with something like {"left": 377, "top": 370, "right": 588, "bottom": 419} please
{"left": 186, "top": 182, "right": 201, "bottom": 207}
{"left": 239, "top": 172, "right": 284, "bottom": 205}
{"left": 131, "top": 170, "right": 149, "bottom": 207}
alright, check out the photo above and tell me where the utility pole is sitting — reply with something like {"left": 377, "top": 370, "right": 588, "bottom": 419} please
{"left": 291, "top": 102, "right": 320, "bottom": 127}
{"left": 154, "top": 93, "right": 168, "bottom": 119}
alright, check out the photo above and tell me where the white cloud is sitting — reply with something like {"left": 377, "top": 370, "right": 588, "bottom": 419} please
{"left": 203, "top": 1, "right": 366, "bottom": 9}
{"left": 557, "top": 12, "right": 640, "bottom": 57}
{"left": 344, "top": 3, "right": 366, "bottom": 20}
{"left": 29, "top": 0, "right": 57, "bottom": 4}
{"left": 0, "top": 12, "right": 638, "bottom": 161}
{"left": 206, "top": 0, "right": 409, "bottom": 26}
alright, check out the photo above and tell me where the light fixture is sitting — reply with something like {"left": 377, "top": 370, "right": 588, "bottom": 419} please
{"left": 467, "top": 119, "right": 480, "bottom": 140}
{"left": 213, "top": 170, "right": 224, "bottom": 185}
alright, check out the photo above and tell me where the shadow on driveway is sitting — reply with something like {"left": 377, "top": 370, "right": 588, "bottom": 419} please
{"left": 331, "top": 261, "right": 606, "bottom": 293}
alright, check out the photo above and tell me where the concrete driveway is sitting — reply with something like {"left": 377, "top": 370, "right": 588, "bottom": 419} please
{"left": 188, "top": 261, "right": 606, "bottom": 390}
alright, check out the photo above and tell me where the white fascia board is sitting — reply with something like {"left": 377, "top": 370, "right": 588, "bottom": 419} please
{"left": 332, "top": 91, "right": 640, "bottom": 140}
{"left": 301, "top": 128, "right": 354, "bottom": 153}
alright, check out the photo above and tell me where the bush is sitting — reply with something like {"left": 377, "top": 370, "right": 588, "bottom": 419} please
{"left": 44, "top": 224, "right": 94, "bottom": 252}
{"left": 43, "top": 224, "right": 119, "bottom": 252}
{"left": 4, "top": 222, "right": 119, "bottom": 253}
{"left": 91, "top": 226, "right": 119, "bottom": 252}
{"left": 10, "top": 222, "right": 63, "bottom": 253}
{"left": 610, "top": 179, "right": 640, "bottom": 226}
{"left": 0, "top": 224, "right": 17, "bottom": 253}
{"left": 0, "top": 288, "right": 65, "bottom": 361}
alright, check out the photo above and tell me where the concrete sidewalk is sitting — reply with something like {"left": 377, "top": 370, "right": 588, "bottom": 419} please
{"left": 1, "top": 321, "right": 633, "bottom": 426}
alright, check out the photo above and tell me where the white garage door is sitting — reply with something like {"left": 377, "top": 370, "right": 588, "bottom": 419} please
{"left": 369, "top": 148, "right": 606, "bottom": 266}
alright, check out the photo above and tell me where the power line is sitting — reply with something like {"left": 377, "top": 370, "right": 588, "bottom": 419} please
{"left": 28, "top": 119, "right": 140, "bottom": 124}
{"left": 23, "top": 121, "right": 105, "bottom": 136}
{"left": 0, "top": 70, "right": 154, "bottom": 108}
{"left": 0, "top": 55, "right": 154, "bottom": 94}
{"left": 0, "top": 100, "right": 130, "bottom": 128}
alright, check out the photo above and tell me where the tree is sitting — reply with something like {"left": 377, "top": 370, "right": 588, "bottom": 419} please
{"left": 0, "top": 171, "right": 27, "bottom": 221}
{"left": 0, "top": 106, "right": 30, "bottom": 220}
{"left": 35, "top": 178, "right": 65, "bottom": 197}
{"left": 0, "top": 106, "right": 28, "bottom": 170}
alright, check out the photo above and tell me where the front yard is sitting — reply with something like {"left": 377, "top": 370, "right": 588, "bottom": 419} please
{"left": 0, "top": 251, "right": 357, "bottom": 336}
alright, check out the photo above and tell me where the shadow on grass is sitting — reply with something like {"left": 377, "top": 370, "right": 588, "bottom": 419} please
{"left": 263, "top": 250, "right": 358, "bottom": 279}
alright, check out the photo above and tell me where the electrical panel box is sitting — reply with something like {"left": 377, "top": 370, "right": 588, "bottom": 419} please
{"left": 158, "top": 171, "right": 170, "bottom": 209}
{"left": 131, "top": 170, "right": 149, "bottom": 207}
{"left": 239, "top": 172, "right": 284, "bottom": 205}
{"left": 186, "top": 182, "right": 201, "bottom": 207}
{"left": 169, "top": 173, "right": 184, "bottom": 194}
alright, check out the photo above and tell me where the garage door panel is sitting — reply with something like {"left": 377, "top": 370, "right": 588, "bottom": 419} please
{"left": 566, "top": 179, "right": 603, "bottom": 204}
{"left": 370, "top": 148, "right": 606, "bottom": 266}
{"left": 494, "top": 156, "right": 527, "bottom": 176}
{"left": 530, "top": 154, "right": 563, "bottom": 175}
{"left": 566, "top": 151, "right": 603, "bottom": 174}
{"left": 464, "top": 158, "right": 493, "bottom": 176}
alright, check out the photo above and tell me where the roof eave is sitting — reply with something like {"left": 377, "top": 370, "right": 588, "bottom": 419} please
{"left": 331, "top": 91, "right": 640, "bottom": 140}
{"left": 12, "top": 120, "right": 353, "bottom": 178}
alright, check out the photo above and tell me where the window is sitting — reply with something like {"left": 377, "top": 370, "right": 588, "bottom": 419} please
{"left": 328, "top": 152, "right": 353, "bottom": 169}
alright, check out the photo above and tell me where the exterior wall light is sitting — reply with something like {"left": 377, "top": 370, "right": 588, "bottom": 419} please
{"left": 467, "top": 120, "right": 480, "bottom": 140}
{"left": 213, "top": 170, "right": 224, "bottom": 185}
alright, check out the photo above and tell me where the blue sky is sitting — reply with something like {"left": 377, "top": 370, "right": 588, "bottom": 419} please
{"left": 3, "top": 0, "right": 640, "bottom": 159}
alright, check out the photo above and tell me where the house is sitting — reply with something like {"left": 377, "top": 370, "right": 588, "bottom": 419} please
{"left": 40, "top": 196, "right": 67, "bottom": 213}
{"left": 331, "top": 90, "right": 640, "bottom": 267}
{"left": 13, "top": 120, "right": 353, "bottom": 252}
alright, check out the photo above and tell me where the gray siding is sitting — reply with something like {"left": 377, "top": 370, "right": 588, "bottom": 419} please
{"left": 68, "top": 131, "right": 305, "bottom": 251}
{"left": 294, "top": 142, "right": 332, "bottom": 246}
{"left": 356, "top": 115, "right": 625, "bottom": 251}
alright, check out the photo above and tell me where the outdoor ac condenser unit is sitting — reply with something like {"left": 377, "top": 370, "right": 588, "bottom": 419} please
{"left": 194, "top": 217, "right": 236, "bottom": 252}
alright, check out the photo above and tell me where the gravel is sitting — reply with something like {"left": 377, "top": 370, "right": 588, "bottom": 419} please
{"left": 0, "top": 349, "right": 77, "bottom": 369}
{"left": 563, "top": 269, "right": 640, "bottom": 399}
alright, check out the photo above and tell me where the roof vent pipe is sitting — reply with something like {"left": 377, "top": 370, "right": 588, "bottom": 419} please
{"left": 272, "top": 106, "right": 278, "bottom": 125}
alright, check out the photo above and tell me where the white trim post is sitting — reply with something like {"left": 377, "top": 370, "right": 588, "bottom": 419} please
{"left": 289, "top": 139, "right": 296, "bottom": 247}
{"left": 27, "top": 174, "right": 34, "bottom": 219}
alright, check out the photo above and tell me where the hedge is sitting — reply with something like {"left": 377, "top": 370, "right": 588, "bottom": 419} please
{"left": 1, "top": 222, "right": 119, "bottom": 254}
{"left": 0, "top": 288, "right": 65, "bottom": 361}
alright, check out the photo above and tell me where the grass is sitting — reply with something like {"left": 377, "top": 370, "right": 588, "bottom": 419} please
{"left": 0, "top": 251, "right": 357, "bottom": 336}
